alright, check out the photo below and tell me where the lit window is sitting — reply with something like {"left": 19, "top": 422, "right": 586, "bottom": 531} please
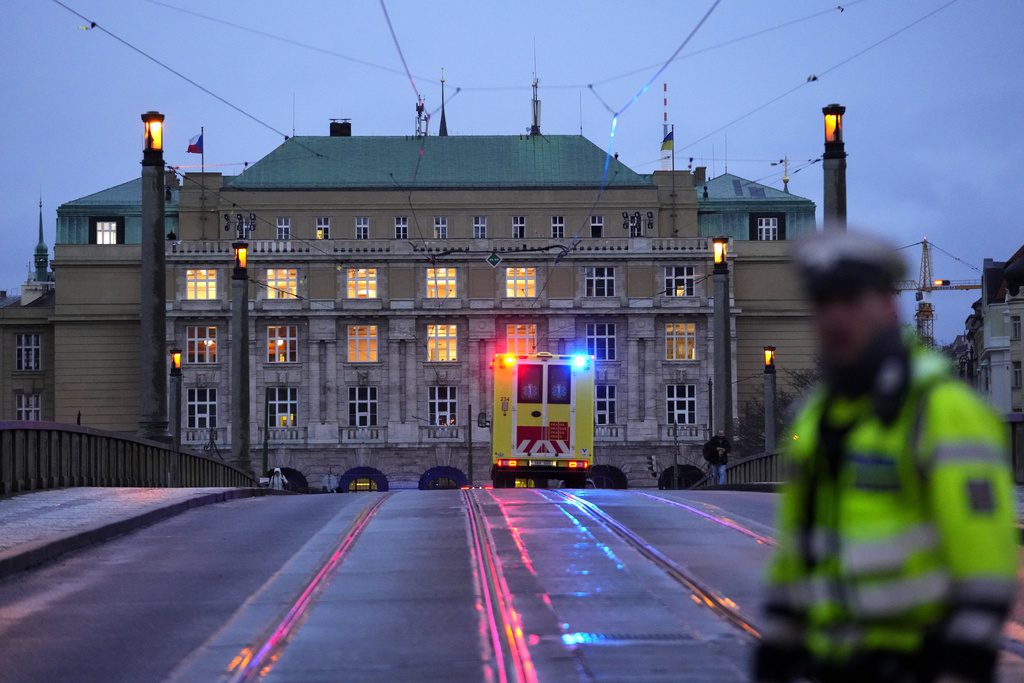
{"left": 186, "top": 269, "right": 217, "bottom": 300}
{"left": 512, "top": 215, "right": 526, "bottom": 239}
{"left": 433, "top": 216, "right": 448, "bottom": 240}
{"left": 349, "top": 386, "right": 378, "bottom": 426}
{"left": 590, "top": 215, "right": 604, "bottom": 238}
{"left": 426, "top": 267, "right": 457, "bottom": 298}
{"left": 355, "top": 216, "right": 369, "bottom": 240}
{"left": 473, "top": 216, "right": 487, "bottom": 239}
{"left": 346, "top": 268, "right": 378, "bottom": 299}
{"left": 551, "top": 215, "right": 565, "bottom": 239}
{"left": 347, "top": 325, "right": 378, "bottom": 363}
{"left": 586, "top": 323, "right": 616, "bottom": 361}
{"left": 266, "top": 387, "right": 298, "bottom": 427}
{"left": 15, "top": 333, "right": 41, "bottom": 371}
{"left": 267, "top": 325, "right": 298, "bottom": 363}
{"left": 665, "top": 322, "right": 697, "bottom": 361}
{"left": 667, "top": 384, "right": 696, "bottom": 424}
{"left": 595, "top": 384, "right": 616, "bottom": 425}
{"left": 16, "top": 393, "right": 41, "bottom": 421}
{"left": 585, "top": 267, "right": 616, "bottom": 297}
{"left": 276, "top": 217, "right": 291, "bottom": 240}
{"left": 757, "top": 216, "right": 779, "bottom": 241}
{"left": 428, "top": 386, "right": 458, "bottom": 425}
{"left": 95, "top": 220, "right": 118, "bottom": 245}
{"left": 427, "top": 324, "right": 458, "bottom": 362}
{"left": 505, "top": 267, "right": 537, "bottom": 298}
{"left": 316, "top": 217, "right": 331, "bottom": 240}
{"left": 394, "top": 216, "right": 409, "bottom": 240}
{"left": 186, "top": 325, "right": 217, "bottom": 364}
{"left": 665, "top": 266, "right": 696, "bottom": 297}
{"left": 186, "top": 388, "right": 217, "bottom": 429}
{"left": 265, "top": 268, "right": 298, "bottom": 299}
{"left": 505, "top": 324, "right": 537, "bottom": 354}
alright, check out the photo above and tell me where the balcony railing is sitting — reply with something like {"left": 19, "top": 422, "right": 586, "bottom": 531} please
{"left": 423, "top": 425, "right": 462, "bottom": 440}
{"left": 183, "top": 426, "right": 226, "bottom": 446}
{"left": 339, "top": 426, "right": 386, "bottom": 443}
{"left": 258, "top": 426, "right": 308, "bottom": 445}
{"left": 660, "top": 424, "right": 704, "bottom": 441}
{"left": 595, "top": 425, "right": 624, "bottom": 440}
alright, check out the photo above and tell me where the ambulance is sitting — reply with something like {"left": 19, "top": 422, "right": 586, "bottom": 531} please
{"left": 490, "top": 352, "right": 595, "bottom": 488}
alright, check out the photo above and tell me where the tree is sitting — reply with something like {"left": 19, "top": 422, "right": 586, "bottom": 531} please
{"left": 735, "top": 366, "right": 821, "bottom": 458}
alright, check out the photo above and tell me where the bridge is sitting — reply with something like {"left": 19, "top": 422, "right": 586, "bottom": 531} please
{"left": 1, "top": 423, "right": 1022, "bottom": 682}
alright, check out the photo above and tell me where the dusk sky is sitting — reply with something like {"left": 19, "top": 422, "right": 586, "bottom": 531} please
{"left": 3, "top": 0, "right": 1021, "bottom": 342}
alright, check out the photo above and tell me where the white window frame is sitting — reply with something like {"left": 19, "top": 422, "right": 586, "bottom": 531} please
{"left": 428, "top": 386, "right": 458, "bottom": 426}
{"left": 757, "top": 216, "right": 779, "bottom": 241}
{"left": 473, "top": 216, "right": 487, "bottom": 239}
{"left": 505, "top": 267, "right": 537, "bottom": 298}
{"left": 590, "top": 215, "right": 604, "bottom": 238}
{"left": 667, "top": 384, "right": 697, "bottom": 424}
{"left": 394, "top": 216, "right": 409, "bottom": 240}
{"left": 551, "top": 215, "right": 565, "bottom": 239}
{"left": 347, "top": 325, "right": 379, "bottom": 363}
{"left": 595, "top": 384, "right": 616, "bottom": 425}
{"left": 426, "top": 267, "right": 457, "bottom": 299}
{"left": 585, "top": 266, "right": 616, "bottom": 297}
{"left": 586, "top": 323, "right": 616, "bottom": 361}
{"left": 266, "top": 387, "right": 298, "bottom": 427}
{"left": 95, "top": 220, "right": 118, "bottom": 245}
{"left": 186, "top": 325, "right": 217, "bottom": 364}
{"left": 267, "top": 325, "right": 299, "bottom": 363}
{"left": 665, "top": 322, "right": 697, "bottom": 361}
{"left": 348, "top": 386, "right": 378, "bottom": 427}
{"left": 433, "top": 216, "right": 448, "bottom": 240}
{"left": 427, "top": 324, "right": 458, "bottom": 362}
{"left": 265, "top": 268, "right": 298, "bottom": 300}
{"left": 355, "top": 216, "right": 369, "bottom": 240}
{"left": 315, "top": 217, "right": 331, "bottom": 240}
{"left": 276, "top": 217, "right": 291, "bottom": 240}
{"left": 186, "top": 268, "right": 217, "bottom": 300}
{"left": 186, "top": 387, "right": 217, "bottom": 429}
{"left": 665, "top": 266, "right": 696, "bottom": 297}
{"left": 15, "top": 393, "right": 41, "bottom": 421}
{"left": 505, "top": 324, "right": 537, "bottom": 355}
{"left": 346, "top": 268, "right": 378, "bottom": 299}
{"left": 15, "top": 333, "right": 41, "bottom": 371}
{"left": 512, "top": 215, "right": 526, "bottom": 239}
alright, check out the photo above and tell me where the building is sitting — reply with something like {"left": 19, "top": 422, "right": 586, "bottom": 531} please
{"left": 6, "top": 124, "right": 817, "bottom": 488}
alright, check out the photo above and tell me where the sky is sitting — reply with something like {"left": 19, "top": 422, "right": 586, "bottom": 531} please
{"left": 2, "top": 0, "right": 1022, "bottom": 343}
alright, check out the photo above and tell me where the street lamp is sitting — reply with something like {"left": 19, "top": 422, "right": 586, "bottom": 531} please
{"left": 712, "top": 236, "right": 728, "bottom": 270}
{"left": 763, "top": 345, "right": 777, "bottom": 454}
{"left": 230, "top": 238, "right": 251, "bottom": 474}
{"left": 232, "top": 241, "right": 248, "bottom": 272}
{"left": 711, "top": 236, "right": 733, "bottom": 441}
{"left": 168, "top": 347, "right": 182, "bottom": 485}
{"left": 763, "top": 345, "right": 776, "bottom": 372}
{"left": 142, "top": 111, "right": 164, "bottom": 153}
{"left": 822, "top": 103, "right": 847, "bottom": 232}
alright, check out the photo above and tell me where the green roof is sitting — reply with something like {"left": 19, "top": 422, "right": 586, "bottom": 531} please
{"left": 699, "top": 173, "right": 812, "bottom": 203}
{"left": 223, "top": 135, "right": 652, "bottom": 190}
{"left": 61, "top": 178, "right": 180, "bottom": 210}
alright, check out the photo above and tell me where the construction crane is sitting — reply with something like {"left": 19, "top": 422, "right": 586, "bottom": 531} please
{"left": 895, "top": 238, "right": 981, "bottom": 345}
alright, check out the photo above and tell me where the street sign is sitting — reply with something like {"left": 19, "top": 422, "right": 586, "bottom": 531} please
{"left": 486, "top": 251, "right": 502, "bottom": 268}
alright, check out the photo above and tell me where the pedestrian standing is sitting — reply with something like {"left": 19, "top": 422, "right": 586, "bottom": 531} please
{"left": 703, "top": 430, "right": 731, "bottom": 485}
{"left": 269, "top": 467, "right": 288, "bottom": 491}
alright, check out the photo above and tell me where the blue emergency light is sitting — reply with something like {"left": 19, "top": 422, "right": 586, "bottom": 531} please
{"left": 571, "top": 354, "right": 589, "bottom": 370}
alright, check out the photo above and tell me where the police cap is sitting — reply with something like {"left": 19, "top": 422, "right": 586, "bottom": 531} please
{"left": 793, "top": 231, "right": 907, "bottom": 303}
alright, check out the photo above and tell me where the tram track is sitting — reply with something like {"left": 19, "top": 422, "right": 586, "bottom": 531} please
{"left": 633, "top": 491, "right": 777, "bottom": 547}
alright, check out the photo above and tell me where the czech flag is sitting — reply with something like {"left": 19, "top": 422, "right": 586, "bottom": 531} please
{"left": 187, "top": 132, "right": 203, "bottom": 154}
{"left": 660, "top": 129, "right": 674, "bottom": 151}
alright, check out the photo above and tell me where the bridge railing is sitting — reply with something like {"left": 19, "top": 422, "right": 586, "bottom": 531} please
{"left": 690, "top": 449, "right": 785, "bottom": 489}
{"left": 0, "top": 421, "right": 256, "bottom": 495}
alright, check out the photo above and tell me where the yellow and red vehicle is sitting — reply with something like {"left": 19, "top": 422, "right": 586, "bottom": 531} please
{"left": 490, "top": 351, "right": 595, "bottom": 488}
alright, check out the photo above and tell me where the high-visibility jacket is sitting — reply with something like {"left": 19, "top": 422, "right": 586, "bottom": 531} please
{"left": 762, "top": 347, "right": 1017, "bottom": 679}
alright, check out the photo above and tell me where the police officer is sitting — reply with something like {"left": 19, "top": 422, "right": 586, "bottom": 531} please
{"left": 754, "top": 232, "right": 1017, "bottom": 683}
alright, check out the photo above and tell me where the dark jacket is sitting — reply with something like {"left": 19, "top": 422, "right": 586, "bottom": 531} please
{"left": 702, "top": 436, "right": 731, "bottom": 465}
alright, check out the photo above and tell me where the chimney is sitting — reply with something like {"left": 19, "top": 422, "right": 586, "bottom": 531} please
{"left": 693, "top": 166, "right": 707, "bottom": 185}
{"left": 330, "top": 119, "right": 352, "bottom": 137}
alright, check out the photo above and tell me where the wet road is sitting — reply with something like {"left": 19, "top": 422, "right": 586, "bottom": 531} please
{"left": 0, "top": 489, "right": 1020, "bottom": 682}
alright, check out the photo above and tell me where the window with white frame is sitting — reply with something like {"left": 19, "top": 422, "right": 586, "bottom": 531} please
{"left": 186, "top": 269, "right": 217, "bottom": 300}
{"left": 267, "top": 325, "right": 298, "bottom": 363}
{"left": 315, "top": 217, "right": 330, "bottom": 240}
{"left": 95, "top": 220, "right": 118, "bottom": 245}
{"left": 186, "top": 325, "right": 217, "bottom": 364}
{"left": 505, "top": 267, "right": 537, "bottom": 298}
{"left": 355, "top": 216, "right": 369, "bottom": 240}
{"left": 590, "top": 215, "right": 604, "bottom": 238}
{"left": 473, "top": 216, "right": 487, "bottom": 239}
{"left": 666, "top": 384, "right": 696, "bottom": 424}
{"left": 16, "top": 393, "right": 41, "bottom": 421}
{"left": 551, "top": 215, "right": 565, "bottom": 239}
{"left": 426, "top": 267, "right": 457, "bottom": 298}
{"left": 427, "top": 324, "right": 457, "bottom": 362}
{"left": 433, "top": 216, "right": 448, "bottom": 240}
{"left": 347, "top": 325, "right": 378, "bottom": 363}
{"left": 346, "top": 268, "right": 378, "bottom": 299}
{"left": 756, "top": 216, "right": 779, "bottom": 241}
{"left": 348, "top": 386, "right": 378, "bottom": 426}
{"left": 505, "top": 324, "right": 537, "bottom": 354}
{"left": 586, "top": 323, "right": 616, "bottom": 360}
{"left": 265, "top": 268, "right": 297, "bottom": 299}
{"left": 1012, "top": 316, "right": 1021, "bottom": 342}
{"left": 665, "top": 322, "right": 697, "bottom": 361}
{"left": 394, "top": 216, "right": 409, "bottom": 240}
{"left": 186, "top": 388, "right": 217, "bottom": 429}
{"left": 585, "top": 267, "right": 616, "bottom": 297}
{"left": 595, "top": 384, "right": 616, "bottom": 425}
{"left": 266, "top": 387, "right": 298, "bottom": 427}
{"left": 428, "top": 386, "right": 458, "bottom": 425}
{"left": 1013, "top": 361, "right": 1022, "bottom": 390}
{"left": 276, "top": 217, "right": 291, "bottom": 240}
{"left": 15, "top": 333, "right": 41, "bottom": 371}
{"left": 665, "top": 266, "right": 696, "bottom": 297}
{"left": 512, "top": 215, "right": 526, "bottom": 239}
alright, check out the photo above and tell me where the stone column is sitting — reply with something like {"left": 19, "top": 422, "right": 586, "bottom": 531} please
{"left": 139, "top": 111, "right": 168, "bottom": 440}
{"left": 230, "top": 257, "right": 251, "bottom": 472}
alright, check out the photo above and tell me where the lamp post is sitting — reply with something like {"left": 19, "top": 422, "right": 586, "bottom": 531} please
{"left": 822, "top": 103, "right": 847, "bottom": 232}
{"left": 139, "top": 111, "right": 169, "bottom": 441}
{"left": 763, "top": 346, "right": 777, "bottom": 454}
{"left": 168, "top": 348, "right": 182, "bottom": 486}
{"left": 230, "top": 239, "right": 251, "bottom": 474}
{"left": 711, "top": 237, "right": 734, "bottom": 442}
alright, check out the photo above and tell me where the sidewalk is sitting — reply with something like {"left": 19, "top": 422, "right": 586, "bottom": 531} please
{"left": 0, "top": 487, "right": 268, "bottom": 579}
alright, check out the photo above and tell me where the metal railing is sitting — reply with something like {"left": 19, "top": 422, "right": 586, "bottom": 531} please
{"left": 0, "top": 421, "right": 255, "bottom": 495}
{"left": 691, "top": 450, "right": 784, "bottom": 489}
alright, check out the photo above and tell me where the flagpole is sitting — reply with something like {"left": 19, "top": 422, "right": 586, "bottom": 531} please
{"left": 670, "top": 124, "right": 677, "bottom": 235}
{"left": 200, "top": 126, "right": 206, "bottom": 238}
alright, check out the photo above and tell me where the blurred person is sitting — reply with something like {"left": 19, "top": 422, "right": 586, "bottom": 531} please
{"left": 703, "top": 430, "right": 731, "bottom": 485}
{"left": 269, "top": 467, "right": 288, "bottom": 491}
{"left": 754, "top": 231, "right": 1017, "bottom": 683}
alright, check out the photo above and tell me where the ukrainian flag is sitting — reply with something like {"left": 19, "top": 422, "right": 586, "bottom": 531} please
{"left": 660, "top": 129, "right": 674, "bottom": 151}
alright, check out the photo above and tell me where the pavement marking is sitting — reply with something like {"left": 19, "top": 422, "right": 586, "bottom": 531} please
{"left": 633, "top": 491, "right": 777, "bottom": 546}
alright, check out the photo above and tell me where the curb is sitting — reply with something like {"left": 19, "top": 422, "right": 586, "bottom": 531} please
{"left": 0, "top": 488, "right": 289, "bottom": 581}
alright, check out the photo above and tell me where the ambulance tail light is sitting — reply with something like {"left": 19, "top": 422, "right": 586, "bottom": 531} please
{"left": 567, "top": 460, "right": 589, "bottom": 469}
{"left": 497, "top": 459, "right": 519, "bottom": 468}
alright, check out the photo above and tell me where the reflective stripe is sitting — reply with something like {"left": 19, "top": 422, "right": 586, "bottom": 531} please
{"left": 945, "top": 609, "right": 1006, "bottom": 648}
{"left": 951, "top": 578, "right": 1017, "bottom": 608}
{"left": 841, "top": 524, "right": 939, "bottom": 575}
{"left": 851, "top": 571, "right": 949, "bottom": 617}
{"left": 932, "top": 443, "right": 1005, "bottom": 465}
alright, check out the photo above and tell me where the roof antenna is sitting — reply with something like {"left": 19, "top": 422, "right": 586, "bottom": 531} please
{"left": 724, "top": 130, "right": 728, "bottom": 174}
{"left": 415, "top": 96, "right": 427, "bottom": 137}
{"left": 772, "top": 156, "right": 791, "bottom": 192}
{"left": 530, "top": 39, "right": 541, "bottom": 136}
{"left": 578, "top": 90, "right": 583, "bottom": 136}
{"left": 292, "top": 93, "right": 296, "bottom": 137}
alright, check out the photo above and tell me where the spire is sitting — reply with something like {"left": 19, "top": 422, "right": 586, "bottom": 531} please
{"left": 438, "top": 69, "right": 449, "bottom": 137}
{"left": 34, "top": 197, "right": 49, "bottom": 283}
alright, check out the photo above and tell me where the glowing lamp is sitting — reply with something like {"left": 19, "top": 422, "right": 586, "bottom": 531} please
{"left": 823, "top": 104, "right": 845, "bottom": 145}
{"left": 712, "top": 236, "right": 728, "bottom": 265}
{"left": 571, "top": 354, "right": 589, "bottom": 370}
{"left": 142, "top": 111, "right": 164, "bottom": 152}
{"left": 933, "top": 279, "right": 950, "bottom": 286}
{"left": 763, "top": 345, "right": 776, "bottom": 372}
{"left": 502, "top": 354, "right": 517, "bottom": 368}
{"left": 232, "top": 241, "right": 248, "bottom": 271}
{"left": 169, "top": 347, "right": 182, "bottom": 375}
